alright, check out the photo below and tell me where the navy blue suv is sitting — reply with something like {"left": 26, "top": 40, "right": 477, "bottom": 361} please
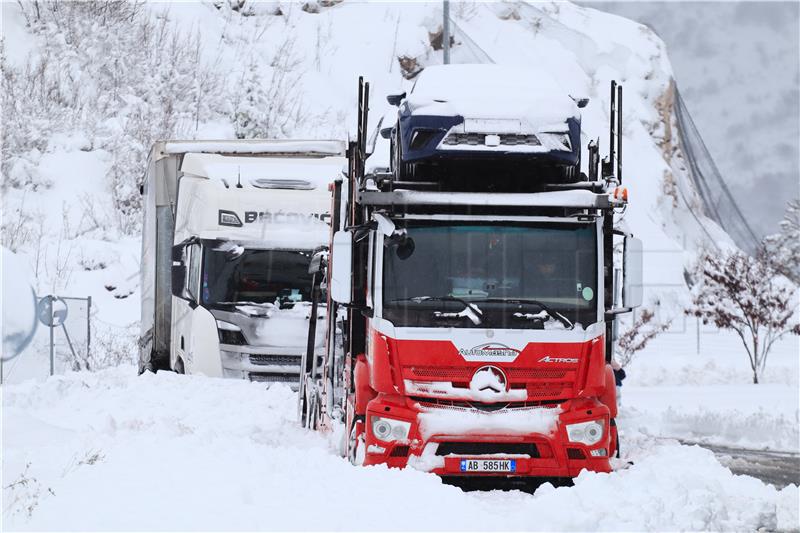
{"left": 386, "top": 64, "right": 586, "bottom": 186}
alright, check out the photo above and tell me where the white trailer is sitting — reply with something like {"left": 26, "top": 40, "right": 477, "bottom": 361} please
{"left": 139, "top": 140, "right": 346, "bottom": 386}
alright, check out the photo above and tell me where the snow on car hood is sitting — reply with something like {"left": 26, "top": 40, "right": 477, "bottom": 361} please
{"left": 405, "top": 64, "right": 579, "bottom": 129}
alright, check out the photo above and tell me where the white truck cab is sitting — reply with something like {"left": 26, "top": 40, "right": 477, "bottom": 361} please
{"left": 139, "top": 140, "right": 346, "bottom": 386}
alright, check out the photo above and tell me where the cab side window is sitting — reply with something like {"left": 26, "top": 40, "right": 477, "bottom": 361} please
{"left": 187, "top": 243, "right": 201, "bottom": 302}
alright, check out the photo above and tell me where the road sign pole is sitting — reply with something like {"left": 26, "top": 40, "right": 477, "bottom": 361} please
{"left": 49, "top": 321, "right": 54, "bottom": 376}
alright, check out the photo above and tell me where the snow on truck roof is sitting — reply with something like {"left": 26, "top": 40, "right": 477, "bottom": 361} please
{"left": 407, "top": 64, "right": 579, "bottom": 125}
{"left": 163, "top": 139, "right": 345, "bottom": 156}
{"left": 180, "top": 152, "right": 346, "bottom": 189}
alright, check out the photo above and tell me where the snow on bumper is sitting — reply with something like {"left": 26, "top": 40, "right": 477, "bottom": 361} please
{"left": 362, "top": 396, "right": 614, "bottom": 478}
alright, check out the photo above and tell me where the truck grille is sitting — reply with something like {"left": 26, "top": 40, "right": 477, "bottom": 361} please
{"left": 442, "top": 133, "right": 542, "bottom": 147}
{"left": 413, "top": 398, "right": 562, "bottom": 411}
{"left": 248, "top": 372, "right": 299, "bottom": 384}
{"left": 435, "top": 442, "right": 540, "bottom": 457}
{"left": 404, "top": 366, "right": 574, "bottom": 401}
{"left": 406, "top": 366, "right": 567, "bottom": 381}
{"left": 249, "top": 354, "right": 300, "bottom": 366}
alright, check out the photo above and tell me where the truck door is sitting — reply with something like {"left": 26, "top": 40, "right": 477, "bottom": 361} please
{"left": 171, "top": 242, "right": 223, "bottom": 377}
{"left": 171, "top": 242, "right": 201, "bottom": 372}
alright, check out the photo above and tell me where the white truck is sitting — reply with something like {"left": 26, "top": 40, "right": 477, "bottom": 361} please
{"left": 138, "top": 140, "right": 346, "bottom": 386}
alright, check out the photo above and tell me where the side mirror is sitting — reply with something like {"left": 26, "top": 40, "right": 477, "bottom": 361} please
{"left": 386, "top": 92, "right": 406, "bottom": 106}
{"left": 171, "top": 264, "right": 188, "bottom": 299}
{"left": 380, "top": 126, "right": 393, "bottom": 139}
{"left": 308, "top": 250, "right": 327, "bottom": 275}
{"left": 330, "top": 231, "right": 353, "bottom": 304}
{"left": 623, "top": 236, "right": 643, "bottom": 308}
{"left": 571, "top": 96, "right": 590, "bottom": 108}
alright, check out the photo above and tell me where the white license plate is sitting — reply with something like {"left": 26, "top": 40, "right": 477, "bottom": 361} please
{"left": 459, "top": 459, "right": 516, "bottom": 473}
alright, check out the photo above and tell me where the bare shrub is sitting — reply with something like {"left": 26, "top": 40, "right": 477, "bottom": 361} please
{"left": 398, "top": 55, "right": 422, "bottom": 80}
{"left": 89, "top": 323, "right": 138, "bottom": 369}
{"left": 3, "top": 2, "right": 225, "bottom": 236}
{"left": 3, "top": 463, "right": 55, "bottom": 520}
{"left": 764, "top": 198, "right": 800, "bottom": 284}
{"left": 688, "top": 249, "right": 799, "bottom": 383}
{"left": 616, "top": 305, "right": 671, "bottom": 368}
{"left": 232, "top": 36, "right": 306, "bottom": 139}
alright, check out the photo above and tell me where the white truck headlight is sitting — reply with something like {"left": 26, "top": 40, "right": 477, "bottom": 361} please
{"left": 216, "top": 320, "right": 241, "bottom": 331}
{"left": 566, "top": 420, "right": 604, "bottom": 446}
{"left": 371, "top": 416, "right": 411, "bottom": 442}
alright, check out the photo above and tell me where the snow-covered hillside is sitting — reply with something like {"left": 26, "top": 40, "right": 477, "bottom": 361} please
{"left": 583, "top": 1, "right": 800, "bottom": 239}
{"left": 2, "top": 0, "right": 736, "bottom": 379}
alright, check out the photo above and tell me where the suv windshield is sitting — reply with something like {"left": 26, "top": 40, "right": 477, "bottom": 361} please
{"left": 382, "top": 222, "right": 598, "bottom": 328}
{"left": 202, "top": 243, "right": 313, "bottom": 309}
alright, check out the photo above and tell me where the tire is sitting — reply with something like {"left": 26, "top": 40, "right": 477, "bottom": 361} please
{"left": 393, "top": 129, "right": 411, "bottom": 182}
{"left": 347, "top": 420, "right": 365, "bottom": 466}
{"left": 173, "top": 357, "right": 185, "bottom": 375}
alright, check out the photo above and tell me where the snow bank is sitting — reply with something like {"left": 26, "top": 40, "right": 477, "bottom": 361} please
{"left": 3, "top": 368, "right": 796, "bottom": 531}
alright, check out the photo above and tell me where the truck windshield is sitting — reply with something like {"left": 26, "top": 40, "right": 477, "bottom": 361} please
{"left": 201, "top": 244, "right": 313, "bottom": 308}
{"left": 382, "top": 222, "right": 598, "bottom": 328}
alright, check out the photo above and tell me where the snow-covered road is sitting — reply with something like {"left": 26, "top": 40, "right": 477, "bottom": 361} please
{"left": 3, "top": 367, "right": 797, "bottom": 531}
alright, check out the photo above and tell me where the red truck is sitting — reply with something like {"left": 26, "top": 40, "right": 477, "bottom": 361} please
{"left": 300, "top": 76, "right": 642, "bottom": 483}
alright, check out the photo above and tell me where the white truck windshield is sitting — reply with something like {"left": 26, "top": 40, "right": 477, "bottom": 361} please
{"left": 201, "top": 244, "right": 313, "bottom": 309}
{"left": 382, "top": 222, "right": 598, "bottom": 328}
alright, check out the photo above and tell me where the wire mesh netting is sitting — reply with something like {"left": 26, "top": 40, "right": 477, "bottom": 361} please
{"left": 674, "top": 88, "right": 761, "bottom": 254}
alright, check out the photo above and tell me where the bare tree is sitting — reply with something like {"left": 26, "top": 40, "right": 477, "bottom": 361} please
{"left": 688, "top": 249, "right": 799, "bottom": 384}
{"left": 764, "top": 198, "right": 800, "bottom": 284}
{"left": 616, "top": 306, "right": 671, "bottom": 368}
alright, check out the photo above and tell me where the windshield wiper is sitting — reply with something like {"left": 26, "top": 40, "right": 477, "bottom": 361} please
{"left": 387, "top": 296, "right": 484, "bottom": 326}
{"left": 470, "top": 298, "right": 574, "bottom": 329}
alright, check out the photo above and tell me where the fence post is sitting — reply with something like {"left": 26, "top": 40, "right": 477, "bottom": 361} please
{"left": 696, "top": 316, "right": 700, "bottom": 355}
{"left": 49, "top": 316, "right": 55, "bottom": 377}
{"left": 87, "top": 296, "right": 92, "bottom": 362}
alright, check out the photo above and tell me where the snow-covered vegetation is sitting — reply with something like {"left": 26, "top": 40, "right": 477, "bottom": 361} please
{"left": 688, "top": 249, "right": 799, "bottom": 384}
{"left": 2, "top": 1, "right": 798, "bottom": 530}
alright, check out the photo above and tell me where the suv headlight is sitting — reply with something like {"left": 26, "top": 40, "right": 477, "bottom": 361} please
{"left": 566, "top": 420, "right": 604, "bottom": 446}
{"left": 371, "top": 416, "right": 411, "bottom": 442}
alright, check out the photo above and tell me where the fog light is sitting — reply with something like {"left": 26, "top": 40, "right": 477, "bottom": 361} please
{"left": 485, "top": 134, "right": 501, "bottom": 147}
{"left": 590, "top": 448, "right": 607, "bottom": 457}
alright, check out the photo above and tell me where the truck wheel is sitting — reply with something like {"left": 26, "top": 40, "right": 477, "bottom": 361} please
{"left": 393, "top": 130, "right": 411, "bottom": 182}
{"left": 347, "top": 419, "right": 365, "bottom": 466}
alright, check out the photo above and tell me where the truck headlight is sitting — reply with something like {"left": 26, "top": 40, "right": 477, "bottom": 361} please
{"left": 566, "top": 420, "right": 604, "bottom": 446}
{"left": 216, "top": 320, "right": 247, "bottom": 345}
{"left": 371, "top": 416, "right": 411, "bottom": 442}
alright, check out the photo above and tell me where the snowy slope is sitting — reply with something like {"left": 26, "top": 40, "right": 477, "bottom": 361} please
{"left": 583, "top": 1, "right": 800, "bottom": 239}
{"left": 3, "top": 0, "right": 730, "bottom": 339}
{"left": 3, "top": 367, "right": 797, "bottom": 531}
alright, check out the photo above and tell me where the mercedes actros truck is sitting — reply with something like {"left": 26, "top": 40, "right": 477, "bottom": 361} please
{"left": 139, "top": 140, "right": 346, "bottom": 386}
{"left": 300, "top": 71, "right": 642, "bottom": 482}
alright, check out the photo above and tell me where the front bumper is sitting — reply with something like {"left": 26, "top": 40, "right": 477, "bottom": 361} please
{"left": 219, "top": 344, "right": 323, "bottom": 388}
{"left": 362, "top": 395, "right": 612, "bottom": 478}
